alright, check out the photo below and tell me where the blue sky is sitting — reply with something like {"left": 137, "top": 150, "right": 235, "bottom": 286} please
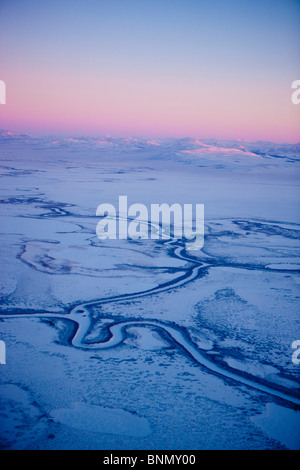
{"left": 0, "top": 0, "right": 299, "bottom": 140}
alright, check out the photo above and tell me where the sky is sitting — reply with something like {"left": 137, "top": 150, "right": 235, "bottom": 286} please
{"left": 0, "top": 0, "right": 299, "bottom": 142}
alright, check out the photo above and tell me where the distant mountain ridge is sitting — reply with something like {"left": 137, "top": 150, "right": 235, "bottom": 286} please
{"left": 1, "top": 129, "right": 299, "bottom": 162}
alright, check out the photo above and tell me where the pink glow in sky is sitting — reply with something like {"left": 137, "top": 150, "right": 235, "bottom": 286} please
{"left": 1, "top": 71, "right": 299, "bottom": 143}
{"left": 0, "top": 1, "right": 299, "bottom": 142}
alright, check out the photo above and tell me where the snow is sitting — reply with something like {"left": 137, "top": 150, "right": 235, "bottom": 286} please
{"left": 50, "top": 403, "right": 152, "bottom": 437}
{"left": 0, "top": 132, "right": 299, "bottom": 449}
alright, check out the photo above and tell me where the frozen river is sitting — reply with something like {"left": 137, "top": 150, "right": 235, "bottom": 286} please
{"left": 0, "top": 133, "right": 299, "bottom": 449}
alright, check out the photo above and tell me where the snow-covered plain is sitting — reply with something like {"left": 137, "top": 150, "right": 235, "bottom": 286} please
{"left": 0, "top": 131, "right": 299, "bottom": 449}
